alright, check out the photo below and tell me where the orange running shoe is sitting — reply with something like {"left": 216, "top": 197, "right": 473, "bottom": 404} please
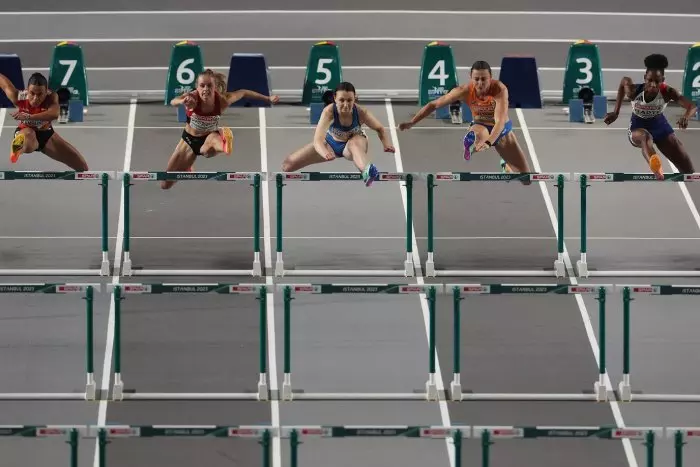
{"left": 10, "top": 132, "right": 24, "bottom": 163}
{"left": 649, "top": 153, "right": 664, "bottom": 180}
{"left": 220, "top": 127, "right": 233, "bottom": 155}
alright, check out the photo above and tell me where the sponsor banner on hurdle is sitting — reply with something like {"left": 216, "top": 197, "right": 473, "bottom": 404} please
{"left": 0, "top": 171, "right": 113, "bottom": 276}
{"left": 614, "top": 284, "right": 700, "bottom": 402}
{"left": 0, "top": 284, "right": 99, "bottom": 401}
{"left": 273, "top": 171, "right": 418, "bottom": 277}
{"left": 446, "top": 283, "right": 613, "bottom": 402}
{"left": 424, "top": 172, "right": 570, "bottom": 278}
{"left": 277, "top": 283, "right": 441, "bottom": 401}
{"left": 575, "top": 172, "right": 700, "bottom": 278}
{"left": 118, "top": 171, "right": 263, "bottom": 277}
{"left": 108, "top": 283, "right": 270, "bottom": 401}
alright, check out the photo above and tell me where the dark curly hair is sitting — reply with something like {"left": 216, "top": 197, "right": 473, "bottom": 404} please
{"left": 644, "top": 54, "right": 669, "bottom": 73}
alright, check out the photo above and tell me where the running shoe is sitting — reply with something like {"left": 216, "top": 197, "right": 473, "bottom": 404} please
{"left": 10, "top": 132, "right": 24, "bottom": 163}
{"left": 649, "top": 153, "right": 663, "bottom": 180}
{"left": 463, "top": 130, "right": 476, "bottom": 161}
{"left": 362, "top": 163, "right": 379, "bottom": 187}
{"left": 220, "top": 127, "right": 234, "bottom": 155}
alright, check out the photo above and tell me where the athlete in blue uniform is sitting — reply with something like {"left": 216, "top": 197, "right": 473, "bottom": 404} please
{"left": 281, "top": 82, "right": 394, "bottom": 186}
{"left": 605, "top": 54, "right": 696, "bottom": 179}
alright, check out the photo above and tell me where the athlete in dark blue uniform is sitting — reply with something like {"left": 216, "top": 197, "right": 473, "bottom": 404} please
{"left": 605, "top": 54, "right": 696, "bottom": 179}
{"left": 281, "top": 82, "right": 394, "bottom": 187}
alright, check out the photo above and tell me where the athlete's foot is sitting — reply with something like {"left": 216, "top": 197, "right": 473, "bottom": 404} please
{"left": 10, "top": 133, "right": 24, "bottom": 163}
{"left": 649, "top": 154, "right": 664, "bottom": 180}
{"left": 362, "top": 163, "right": 379, "bottom": 187}
{"left": 220, "top": 127, "right": 234, "bottom": 155}
{"left": 463, "top": 131, "right": 476, "bottom": 161}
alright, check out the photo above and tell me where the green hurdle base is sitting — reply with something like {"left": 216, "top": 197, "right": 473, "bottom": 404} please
{"left": 576, "top": 172, "right": 700, "bottom": 278}
{"left": 0, "top": 171, "right": 113, "bottom": 277}
{"left": 119, "top": 172, "right": 262, "bottom": 278}
{"left": 273, "top": 172, "right": 416, "bottom": 278}
{"left": 425, "top": 173, "right": 568, "bottom": 279}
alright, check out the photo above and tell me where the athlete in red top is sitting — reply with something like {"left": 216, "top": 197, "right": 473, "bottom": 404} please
{"left": 164, "top": 68, "right": 279, "bottom": 189}
{"left": 0, "top": 72, "right": 88, "bottom": 170}
{"left": 399, "top": 61, "right": 531, "bottom": 176}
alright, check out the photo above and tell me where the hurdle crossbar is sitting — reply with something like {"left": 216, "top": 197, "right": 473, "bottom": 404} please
{"left": 0, "top": 171, "right": 113, "bottom": 276}
{"left": 615, "top": 284, "right": 700, "bottom": 402}
{"left": 118, "top": 171, "right": 263, "bottom": 277}
{"left": 425, "top": 172, "right": 569, "bottom": 278}
{"left": 445, "top": 283, "right": 613, "bottom": 402}
{"left": 277, "top": 282, "right": 443, "bottom": 400}
{"left": 0, "top": 283, "right": 99, "bottom": 401}
{"left": 273, "top": 172, "right": 417, "bottom": 277}
{"left": 577, "top": 172, "right": 700, "bottom": 277}
{"left": 107, "top": 282, "right": 270, "bottom": 401}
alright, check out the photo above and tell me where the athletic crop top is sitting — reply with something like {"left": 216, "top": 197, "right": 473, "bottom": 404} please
{"left": 464, "top": 81, "right": 501, "bottom": 125}
{"left": 630, "top": 83, "right": 668, "bottom": 119}
{"left": 15, "top": 90, "right": 53, "bottom": 130}
{"left": 185, "top": 92, "right": 222, "bottom": 133}
{"left": 326, "top": 104, "right": 364, "bottom": 141}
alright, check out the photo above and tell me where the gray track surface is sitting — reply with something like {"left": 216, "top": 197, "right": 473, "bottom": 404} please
{"left": 1, "top": 1, "right": 700, "bottom": 467}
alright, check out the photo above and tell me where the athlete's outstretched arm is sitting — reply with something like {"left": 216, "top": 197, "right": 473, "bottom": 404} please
{"left": 223, "top": 90, "right": 280, "bottom": 107}
{"left": 357, "top": 106, "right": 395, "bottom": 152}
{"left": 664, "top": 85, "right": 697, "bottom": 129}
{"left": 0, "top": 73, "right": 19, "bottom": 105}
{"left": 313, "top": 105, "right": 335, "bottom": 160}
{"left": 398, "top": 85, "right": 467, "bottom": 130}
{"left": 605, "top": 77, "right": 635, "bottom": 124}
{"left": 170, "top": 91, "right": 196, "bottom": 108}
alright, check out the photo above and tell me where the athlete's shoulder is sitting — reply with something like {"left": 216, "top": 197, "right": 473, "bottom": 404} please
{"left": 489, "top": 80, "right": 507, "bottom": 95}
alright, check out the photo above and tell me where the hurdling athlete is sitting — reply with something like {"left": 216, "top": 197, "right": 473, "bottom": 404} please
{"left": 0, "top": 72, "right": 88, "bottom": 171}
{"left": 605, "top": 53, "right": 696, "bottom": 179}
{"left": 164, "top": 68, "right": 279, "bottom": 189}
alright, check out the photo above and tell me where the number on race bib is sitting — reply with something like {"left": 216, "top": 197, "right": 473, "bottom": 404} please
{"left": 576, "top": 57, "right": 593, "bottom": 85}
{"left": 428, "top": 60, "right": 449, "bottom": 86}
{"left": 177, "top": 58, "right": 196, "bottom": 85}
{"left": 59, "top": 59, "right": 77, "bottom": 86}
{"left": 693, "top": 62, "right": 700, "bottom": 88}
{"left": 315, "top": 58, "right": 333, "bottom": 85}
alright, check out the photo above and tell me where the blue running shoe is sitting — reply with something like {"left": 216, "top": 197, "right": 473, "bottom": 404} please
{"left": 362, "top": 163, "right": 379, "bottom": 187}
{"left": 463, "top": 130, "right": 476, "bottom": 161}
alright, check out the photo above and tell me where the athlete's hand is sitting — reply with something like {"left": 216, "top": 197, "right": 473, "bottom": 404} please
{"left": 182, "top": 94, "right": 196, "bottom": 109}
{"left": 677, "top": 116, "right": 689, "bottom": 130}
{"left": 268, "top": 95, "right": 280, "bottom": 105}
{"left": 11, "top": 111, "right": 30, "bottom": 120}
{"left": 603, "top": 111, "right": 618, "bottom": 125}
{"left": 474, "top": 140, "right": 490, "bottom": 152}
{"left": 383, "top": 145, "right": 395, "bottom": 153}
{"left": 322, "top": 152, "right": 335, "bottom": 161}
{"left": 398, "top": 122, "right": 413, "bottom": 131}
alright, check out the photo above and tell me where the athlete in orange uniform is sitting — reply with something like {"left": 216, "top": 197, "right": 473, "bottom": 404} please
{"left": 164, "top": 68, "right": 279, "bottom": 189}
{"left": 0, "top": 72, "right": 88, "bottom": 170}
{"left": 399, "top": 61, "right": 531, "bottom": 174}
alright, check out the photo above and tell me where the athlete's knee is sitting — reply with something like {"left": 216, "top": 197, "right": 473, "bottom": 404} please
{"left": 281, "top": 157, "right": 295, "bottom": 172}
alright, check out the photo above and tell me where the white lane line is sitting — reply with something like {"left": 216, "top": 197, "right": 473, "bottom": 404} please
{"left": 667, "top": 160, "right": 700, "bottom": 233}
{"left": 516, "top": 108, "right": 638, "bottom": 467}
{"left": 4, "top": 235, "right": 700, "bottom": 241}
{"left": 385, "top": 97, "right": 454, "bottom": 467}
{"left": 1, "top": 9, "right": 698, "bottom": 17}
{"left": 259, "top": 107, "right": 282, "bottom": 467}
{"left": 92, "top": 97, "right": 136, "bottom": 467}
{"left": 0, "top": 37, "right": 694, "bottom": 44}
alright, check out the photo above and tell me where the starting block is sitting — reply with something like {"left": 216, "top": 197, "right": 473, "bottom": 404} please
{"left": 419, "top": 41, "right": 458, "bottom": 108}
{"left": 681, "top": 43, "right": 700, "bottom": 109}
{"left": 0, "top": 54, "right": 24, "bottom": 108}
{"left": 165, "top": 40, "right": 204, "bottom": 119}
{"left": 48, "top": 41, "right": 89, "bottom": 123}
{"left": 302, "top": 41, "right": 342, "bottom": 108}
{"left": 568, "top": 94, "right": 607, "bottom": 123}
{"left": 498, "top": 56, "right": 541, "bottom": 108}
{"left": 227, "top": 53, "right": 272, "bottom": 108}
{"left": 562, "top": 40, "right": 604, "bottom": 104}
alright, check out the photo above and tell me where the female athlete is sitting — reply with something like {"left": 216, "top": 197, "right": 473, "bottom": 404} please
{"left": 604, "top": 53, "right": 696, "bottom": 179}
{"left": 281, "top": 82, "right": 394, "bottom": 187}
{"left": 164, "top": 68, "right": 279, "bottom": 189}
{"left": 398, "top": 60, "right": 531, "bottom": 175}
{"left": 0, "top": 72, "right": 88, "bottom": 171}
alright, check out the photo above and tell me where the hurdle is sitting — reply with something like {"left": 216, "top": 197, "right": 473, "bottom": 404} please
{"left": 273, "top": 172, "right": 417, "bottom": 277}
{"left": 119, "top": 171, "right": 262, "bottom": 276}
{"left": 615, "top": 284, "right": 700, "bottom": 402}
{"left": 445, "top": 283, "right": 612, "bottom": 402}
{"left": 0, "top": 283, "right": 99, "bottom": 401}
{"left": 277, "top": 282, "right": 443, "bottom": 400}
{"left": 576, "top": 172, "right": 700, "bottom": 277}
{"left": 107, "top": 282, "right": 270, "bottom": 401}
{"left": 0, "top": 425, "right": 84, "bottom": 467}
{"left": 424, "top": 172, "right": 569, "bottom": 277}
{"left": 0, "top": 171, "right": 112, "bottom": 276}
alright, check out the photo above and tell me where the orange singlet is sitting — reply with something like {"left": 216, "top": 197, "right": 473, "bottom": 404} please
{"left": 463, "top": 80, "right": 501, "bottom": 126}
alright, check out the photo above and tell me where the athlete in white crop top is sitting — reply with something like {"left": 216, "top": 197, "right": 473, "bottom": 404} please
{"left": 163, "top": 69, "right": 279, "bottom": 189}
{"left": 605, "top": 54, "right": 696, "bottom": 179}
